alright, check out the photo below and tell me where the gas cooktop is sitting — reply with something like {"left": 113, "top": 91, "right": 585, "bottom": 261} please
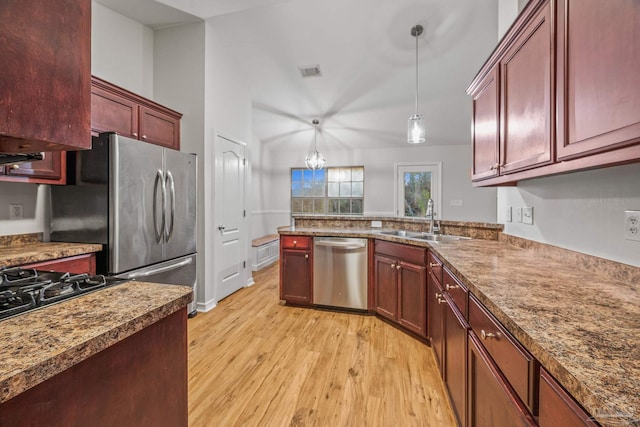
{"left": 0, "top": 267, "right": 118, "bottom": 321}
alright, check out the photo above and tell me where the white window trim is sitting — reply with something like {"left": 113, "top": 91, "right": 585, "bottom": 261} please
{"left": 394, "top": 162, "right": 442, "bottom": 219}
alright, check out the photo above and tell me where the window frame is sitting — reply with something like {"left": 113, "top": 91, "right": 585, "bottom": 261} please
{"left": 394, "top": 162, "right": 442, "bottom": 219}
{"left": 290, "top": 166, "right": 365, "bottom": 216}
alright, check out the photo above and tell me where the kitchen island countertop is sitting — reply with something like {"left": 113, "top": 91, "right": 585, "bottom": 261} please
{"left": 0, "top": 281, "right": 193, "bottom": 404}
{"left": 280, "top": 227, "right": 640, "bottom": 425}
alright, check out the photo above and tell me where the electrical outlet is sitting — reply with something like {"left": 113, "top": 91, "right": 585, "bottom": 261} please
{"left": 9, "top": 204, "right": 23, "bottom": 220}
{"left": 371, "top": 220, "right": 382, "bottom": 228}
{"left": 450, "top": 199, "right": 464, "bottom": 207}
{"left": 624, "top": 210, "right": 640, "bottom": 241}
{"left": 514, "top": 207, "right": 522, "bottom": 223}
{"left": 504, "top": 206, "right": 512, "bottom": 222}
{"left": 522, "top": 207, "right": 533, "bottom": 225}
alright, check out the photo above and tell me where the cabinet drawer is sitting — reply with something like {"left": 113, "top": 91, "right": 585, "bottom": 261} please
{"left": 539, "top": 368, "right": 597, "bottom": 426}
{"left": 20, "top": 253, "right": 97, "bottom": 275}
{"left": 443, "top": 267, "right": 468, "bottom": 318}
{"left": 427, "top": 251, "right": 443, "bottom": 284}
{"left": 469, "top": 294, "right": 537, "bottom": 412}
{"left": 281, "top": 235, "right": 312, "bottom": 250}
{"left": 375, "top": 240, "right": 426, "bottom": 265}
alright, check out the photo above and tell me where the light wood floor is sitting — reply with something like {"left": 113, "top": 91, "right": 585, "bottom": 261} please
{"left": 188, "top": 263, "right": 456, "bottom": 427}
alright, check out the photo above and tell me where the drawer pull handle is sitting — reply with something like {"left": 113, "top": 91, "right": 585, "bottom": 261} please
{"left": 132, "top": 132, "right": 138, "bottom": 137}
{"left": 437, "top": 297, "right": 446, "bottom": 304}
{"left": 481, "top": 330, "right": 498, "bottom": 340}
{"left": 445, "top": 283, "right": 459, "bottom": 291}
{"left": 429, "top": 263, "right": 439, "bottom": 268}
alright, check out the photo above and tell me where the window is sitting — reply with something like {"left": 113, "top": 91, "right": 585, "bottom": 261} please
{"left": 396, "top": 163, "right": 441, "bottom": 218}
{"left": 291, "top": 166, "right": 364, "bottom": 215}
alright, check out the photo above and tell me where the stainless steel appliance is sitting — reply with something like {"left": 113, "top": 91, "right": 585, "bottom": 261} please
{"left": 50, "top": 133, "right": 198, "bottom": 316}
{"left": 313, "top": 237, "right": 368, "bottom": 310}
{"left": 0, "top": 267, "right": 120, "bottom": 321}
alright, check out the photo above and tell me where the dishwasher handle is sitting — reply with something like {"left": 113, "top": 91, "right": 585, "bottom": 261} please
{"left": 315, "top": 240, "right": 366, "bottom": 250}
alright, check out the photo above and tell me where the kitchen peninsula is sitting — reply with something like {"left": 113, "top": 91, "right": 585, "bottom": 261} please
{"left": 280, "top": 216, "right": 639, "bottom": 427}
{"left": 0, "top": 279, "right": 192, "bottom": 426}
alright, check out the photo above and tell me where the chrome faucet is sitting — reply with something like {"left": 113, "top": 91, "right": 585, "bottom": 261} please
{"left": 426, "top": 198, "right": 439, "bottom": 234}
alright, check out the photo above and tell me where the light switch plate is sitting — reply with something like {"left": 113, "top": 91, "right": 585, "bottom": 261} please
{"left": 624, "top": 210, "right": 640, "bottom": 241}
{"left": 514, "top": 207, "right": 522, "bottom": 223}
{"left": 522, "top": 207, "right": 533, "bottom": 225}
{"left": 504, "top": 206, "right": 512, "bottom": 222}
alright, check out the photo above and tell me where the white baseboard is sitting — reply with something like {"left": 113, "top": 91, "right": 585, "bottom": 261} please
{"left": 196, "top": 298, "right": 217, "bottom": 313}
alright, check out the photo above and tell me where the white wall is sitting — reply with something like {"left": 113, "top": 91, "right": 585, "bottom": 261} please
{"left": 497, "top": 164, "right": 640, "bottom": 267}
{"left": 254, "top": 144, "right": 498, "bottom": 237}
{"left": 0, "top": 183, "right": 48, "bottom": 238}
{"left": 91, "top": 1, "right": 154, "bottom": 97}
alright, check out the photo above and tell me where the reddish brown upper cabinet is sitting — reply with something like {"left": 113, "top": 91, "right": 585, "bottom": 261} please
{"left": 91, "top": 76, "right": 182, "bottom": 150}
{"left": 0, "top": 152, "right": 66, "bottom": 185}
{"left": 279, "top": 236, "right": 313, "bottom": 306}
{"left": 470, "top": 65, "right": 500, "bottom": 181}
{"left": 0, "top": 0, "right": 91, "bottom": 153}
{"left": 373, "top": 240, "right": 427, "bottom": 337}
{"left": 556, "top": 0, "right": 640, "bottom": 160}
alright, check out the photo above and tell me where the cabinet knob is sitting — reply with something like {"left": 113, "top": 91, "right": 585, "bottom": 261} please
{"left": 396, "top": 264, "right": 401, "bottom": 270}
{"left": 11, "top": 164, "right": 19, "bottom": 169}
{"left": 489, "top": 163, "right": 499, "bottom": 171}
{"left": 142, "top": 135, "right": 147, "bottom": 139}
{"left": 445, "top": 283, "right": 459, "bottom": 291}
{"left": 132, "top": 132, "right": 138, "bottom": 137}
{"left": 481, "top": 330, "right": 498, "bottom": 340}
{"left": 293, "top": 240, "right": 297, "bottom": 246}
{"left": 390, "top": 263, "right": 396, "bottom": 269}
{"left": 305, "top": 254, "right": 309, "bottom": 259}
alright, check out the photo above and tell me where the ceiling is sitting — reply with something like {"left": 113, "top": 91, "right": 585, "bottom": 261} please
{"left": 95, "top": 0, "right": 499, "bottom": 151}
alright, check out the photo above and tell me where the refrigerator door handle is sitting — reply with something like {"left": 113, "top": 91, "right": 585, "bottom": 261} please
{"left": 165, "top": 170, "right": 176, "bottom": 242}
{"left": 120, "top": 257, "right": 193, "bottom": 279}
{"left": 153, "top": 169, "right": 166, "bottom": 243}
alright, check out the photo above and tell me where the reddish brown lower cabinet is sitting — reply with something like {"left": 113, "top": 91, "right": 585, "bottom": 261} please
{"left": 443, "top": 294, "right": 468, "bottom": 427}
{"left": 539, "top": 368, "right": 598, "bottom": 426}
{"left": 427, "top": 269, "right": 445, "bottom": 369}
{"left": 279, "top": 236, "right": 312, "bottom": 305}
{"left": 467, "top": 332, "right": 537, "bottom": 427}
{"left": 20, "top": 253, "right": 97, "bottom": 275}
{"left": 0, "top": 308, "right": 188, "bottom": 427}
{"left": 373, "top": 240, "right": 427, "bottom": 337}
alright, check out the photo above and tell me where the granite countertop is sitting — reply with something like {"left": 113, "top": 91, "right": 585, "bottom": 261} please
{"left": 0, "top": 282, "right": 193, "bottom": 404}
{"left": 279, "top": 227, "right": 640, "bottom": 425}
{"left": 0, "top": 241, "right": 103, "bottom": 267}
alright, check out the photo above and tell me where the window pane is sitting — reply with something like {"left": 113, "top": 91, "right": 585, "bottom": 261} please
{"left": 340, "top": 168, "right": 351, "bottom": 182}
{"left": 291, "top": 181, "right": 303, "bottom": 197}
{"left": 328, "top": 182, "right": 340, "bottom": 197}
{"left": 303, "top": 199, "right": 314, "bottom": 213}
{"left": 313, "top": 199, "right": 325, "bottom": 213}
{"left": 352, "top": 198, "right": 363, "bottom": 214}
{"left": 404, "top": 172, "right": 432, "bottom": 217}
{"left": 328, "top": 198, "right": 340, "bottom": 214}
{"left": 352, "top": 182, "right": 363, "bottom": 197}
{"left": 339, "top": 199, "right": 350, "bottom": 213}
{"left": 292, "top": 169, "right": 302, "bottom": 182}
{"left": 292, "top": 198, "right": 303, "bottom": 213}
{"left": 352, "top": 167, "right": 364, "bottom": 181}
{"left": 328, "top": 168, "right": 340, "bottom": 182}
{"left": 303, "top": 169, "right": 313, "bottom": 182}
{"left": 340, "top": 182, "right": 351, "bottom": 197}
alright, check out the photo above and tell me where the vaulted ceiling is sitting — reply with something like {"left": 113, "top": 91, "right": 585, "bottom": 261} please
{"left": 95, "top": 0, "right": 499, "bottom": 151}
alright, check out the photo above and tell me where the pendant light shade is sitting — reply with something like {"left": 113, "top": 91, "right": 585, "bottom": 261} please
{"left": 305, "top": 119, "right": 325, "bottom": 170}
{"left": 408, "top": 24, "right": 426, "bottom": 144}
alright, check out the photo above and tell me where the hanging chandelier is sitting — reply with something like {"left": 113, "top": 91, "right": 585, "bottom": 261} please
{"left": 305, "top": 119, "right": 325, "bottom": 170}
{"left": 408, "top": 24, "right": 426, "bottom": 144}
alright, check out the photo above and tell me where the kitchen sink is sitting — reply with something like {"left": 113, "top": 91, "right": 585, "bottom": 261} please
{"left": 377, "top": 230, "right": 470, "bottom": 242}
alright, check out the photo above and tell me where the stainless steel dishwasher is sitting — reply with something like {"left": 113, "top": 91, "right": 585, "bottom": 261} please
{"left": 313, "top": 237, "right": 368, "bottom": 310}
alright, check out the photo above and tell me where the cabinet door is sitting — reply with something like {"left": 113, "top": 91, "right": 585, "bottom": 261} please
{"left": 444, "top": 296, "right": 468, "bottom": 427}
{"left": 139, "top": 105, "right": 181, "bottom": 150}
{"left": 373, "top": 254, "right": 398, "bottom": 321}
{"left": 427, "top": 271, "right": 445, "bottom": 371}
{"left": 91, "top": 84, "right": 139, "bottom": 138}
{"left": 397, "top": 261, "right": 427, "bottom": 337}
{"left": 467, "top": 332, "right": 536, "bottom": 427}
{"left": 471, "top": 65, "right": 500, "bottom": 181}
{"left": 499, "top": 1, "right": 553, "bottom": 174}
{"left": 556, "top": 0, "right": 640, "bottom": 160}
{"left": 539, "top": 368, "right": 598, "bottom": 427}
{"left": 5, "top": 152, "right": 63, "bottom": 181}
{"left": 280, "top": 249, "right": 312, "bottom": 305}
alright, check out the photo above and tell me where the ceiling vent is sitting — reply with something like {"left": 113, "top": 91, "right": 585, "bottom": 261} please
{"left": 298, "top": 64, "right": 322, "bottom": 78}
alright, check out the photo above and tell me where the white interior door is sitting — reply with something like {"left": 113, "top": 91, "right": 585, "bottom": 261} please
{"left": 215, "top": 134, "right": 246, "bottom": 301}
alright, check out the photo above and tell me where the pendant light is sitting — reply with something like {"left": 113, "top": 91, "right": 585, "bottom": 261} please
{"left": 408, "top": 24, "right": 425, "bottom": 144}
{"left": 305, "top": 119, "right": 325, "bottom": 170}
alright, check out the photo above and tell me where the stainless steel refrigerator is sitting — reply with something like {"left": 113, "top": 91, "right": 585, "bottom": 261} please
{"left": 51, "top": 133, "right": 198, "bottom": 315}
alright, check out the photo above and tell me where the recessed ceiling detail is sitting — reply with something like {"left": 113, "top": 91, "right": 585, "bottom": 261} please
{"left": 298, "top": 65, "right": 322, "bottom": 78}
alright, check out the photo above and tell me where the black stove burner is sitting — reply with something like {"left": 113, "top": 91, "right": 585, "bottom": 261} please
{"left": 0, "top": 267, "right": 111, "bottom": 320}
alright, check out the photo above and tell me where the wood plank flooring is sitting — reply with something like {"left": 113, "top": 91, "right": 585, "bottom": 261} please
{"left": 188, "top": 263, "right": 456, "bottom": 427}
